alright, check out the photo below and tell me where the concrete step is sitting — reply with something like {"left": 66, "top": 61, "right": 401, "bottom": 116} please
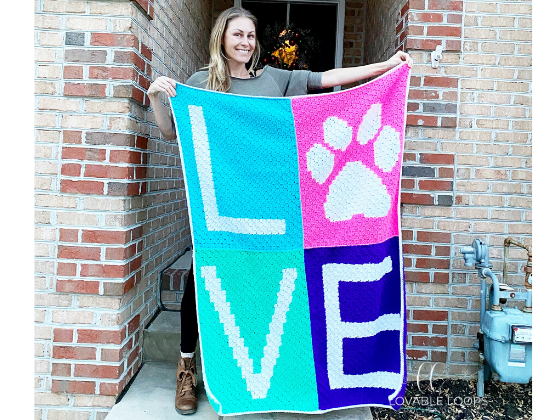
{"left": 105, "top": 362, "right": 216, "bottom": 420}
{"left": 106, "top": 362, "right": 373, "bottom": 420}
{"left": 143, "top": 310, "right": 184, "bottom": 364}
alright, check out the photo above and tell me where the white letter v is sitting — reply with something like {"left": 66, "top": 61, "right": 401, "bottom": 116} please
{"left": 201, "top": 266, "right": 297, "bottom": 399}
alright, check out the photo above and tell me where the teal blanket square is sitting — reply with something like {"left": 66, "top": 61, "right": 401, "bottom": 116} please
{"left": 171, "top": 84, "right": 303, "bottom": 252}
{"left": 194, "top": 248, "right": 319, "bottom": 414}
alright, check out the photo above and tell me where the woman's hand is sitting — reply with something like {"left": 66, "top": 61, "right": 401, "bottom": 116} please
{"left": 147, "top": 76, "right": 177, "bottom": 99}
{"left": 384, "top": 51, "right": 413, "bottom": 70}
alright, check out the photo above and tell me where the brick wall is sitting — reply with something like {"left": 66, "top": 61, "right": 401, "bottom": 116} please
{"left": 34, "top": 1, "right": 211, "bottom": 418}
{"left": 395, "top": 0, "right": 532, "bottom": 378}
{"left": 364, "top": 0, "right": 409, "bottom": 64}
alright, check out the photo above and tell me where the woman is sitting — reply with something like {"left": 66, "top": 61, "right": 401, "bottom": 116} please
{"left": 147, "top": 7, "right": 412, "bottom": 415}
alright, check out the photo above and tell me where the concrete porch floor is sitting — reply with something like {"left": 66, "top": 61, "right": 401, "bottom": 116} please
{"left": 106, "top": 311, "right": 374, "bottom": 420}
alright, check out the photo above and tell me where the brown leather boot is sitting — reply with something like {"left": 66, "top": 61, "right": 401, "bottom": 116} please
{"left": 175, "top": 355, "right": 198, "bottom": 415}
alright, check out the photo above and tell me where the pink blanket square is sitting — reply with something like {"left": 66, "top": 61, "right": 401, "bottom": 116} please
{"left": 292, "top": 64, "right": 409, "bottom": 249}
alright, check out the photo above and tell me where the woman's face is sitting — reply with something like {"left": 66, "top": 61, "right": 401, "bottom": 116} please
{"left": 222, "top": 17, "right": 256, "bottom": 66}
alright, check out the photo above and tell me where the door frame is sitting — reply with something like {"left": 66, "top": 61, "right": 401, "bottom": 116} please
{"left": 235, "top": 0, "right": 346, "bottom": 70}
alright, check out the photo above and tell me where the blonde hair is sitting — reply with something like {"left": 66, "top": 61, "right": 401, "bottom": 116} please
{"left": 205, "top": 7, "right": 261, "bottom": 92}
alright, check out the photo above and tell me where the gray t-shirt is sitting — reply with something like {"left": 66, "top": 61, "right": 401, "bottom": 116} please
{"left": 184, "top": 65, "right": 323, "bottom": 97}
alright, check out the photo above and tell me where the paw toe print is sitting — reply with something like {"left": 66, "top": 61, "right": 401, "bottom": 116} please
{"left": 306, "top": 103, "right": 400, "bottom": 222}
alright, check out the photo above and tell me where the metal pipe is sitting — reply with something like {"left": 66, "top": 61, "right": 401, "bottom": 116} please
{"left": 482, "top": 268, "right": 501, "bottom": 310}
{"left": 477, "top": 353, "right": 485, "bottom": 397}
{"left": 480, "top": 277, "right": 486, "bottom": 322}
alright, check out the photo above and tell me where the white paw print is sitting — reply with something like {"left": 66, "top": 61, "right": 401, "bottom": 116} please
{"left": 305, "top": 103, "right": 400, "bottom": 222}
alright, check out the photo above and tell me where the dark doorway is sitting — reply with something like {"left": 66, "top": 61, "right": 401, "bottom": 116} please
{"left": 242, "top": 1, "right": 339, "bottom": 93}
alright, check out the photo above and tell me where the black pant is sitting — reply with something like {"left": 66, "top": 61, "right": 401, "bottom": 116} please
{"left": 180, "top": 264, "right": 199, "bottom": 353}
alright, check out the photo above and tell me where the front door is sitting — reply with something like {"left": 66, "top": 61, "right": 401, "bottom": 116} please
{"left": 238, "top": 0, "right": 345, "bottom": 93}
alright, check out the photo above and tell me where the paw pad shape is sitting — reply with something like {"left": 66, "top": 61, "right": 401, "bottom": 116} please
{"left": 305, "top": 103, "right": 400, "bottom": 222}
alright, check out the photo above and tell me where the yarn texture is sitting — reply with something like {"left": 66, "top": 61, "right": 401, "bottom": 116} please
{"left": 170, "top": 63, "right": 411, "bottom": 415}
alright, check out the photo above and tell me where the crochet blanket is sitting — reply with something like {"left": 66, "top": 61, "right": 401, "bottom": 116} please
{"left": 170, "top": 63, "right": 411, "bottom": 415}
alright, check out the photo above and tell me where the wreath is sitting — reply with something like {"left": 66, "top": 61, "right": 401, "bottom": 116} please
{"left": 258, "top": 23, "right": 320, "bottom": 71}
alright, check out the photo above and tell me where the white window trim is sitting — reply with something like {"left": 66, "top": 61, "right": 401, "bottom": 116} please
{"left": 234, "top": 0, "right": 346, "bottom": 71}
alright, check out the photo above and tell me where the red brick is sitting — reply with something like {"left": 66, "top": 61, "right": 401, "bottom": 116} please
{"left": 138, "top": 74, "right": 150, "bottom": 90}
{"left": 130, "top": 226, "right": 142, "bottom": 240}
{"left": 140, "top": 43, "right": 152, "bottom": 61}
{"left": 418, "top": 180, "right": 453, "bottom": 191}
{"left": 404, "top": 257, "right": 412, "bottom": 268}
{"left": 109, "top": 150, "right": 142, "bottom": 164}
{"left": 131, "top": 0, "right": 149, "bottom": 14}
{"left": 404, "top": 271, "right": 430, "bottom": 282}
{"left": 445, "top": 39, "right": 462, "bottom": 51}
{"left": 412, "top": 335, "right": 448, "bottom": 347}
{"left": 406, "top": 114, "right": 438, "bottom": 127}
{"left": 56, "top": 280, "right": 100, "bottom": 294}
{"left": 101, "top": 348, "right": 123, "bottom": 363}
{"left": 114, "top": 50, "right": 145, "bottom": 71}
{"left": 57, "top": 262, "right": 77, "bottom": 276}
{"left": 447, "top": 13, "right": 462, "bottom": 24}
{"left": 134, "top": 166, "right": 147, "bottom": 180}
{"left": 59, "top": 229, "right": 79, "bottom": 243}
{"left": 433, "top": 272, "right": 449, "bottom": 283}
{"left": 432, "top": 324, "right": 448, "bottom": 335}
{"left": 78, "top": 328, "right": 126, "bottom": 345}
{"left": 406, "top": 38, "right": 442, "bottom": 51}
{"left": 84, "top": 164, "right": 133, "bottom": 179}
{"left": 420, "top": 153, "right": 454, "bottom": 165}
{"left": 401, "top": 1, "right": 411, "bottom": 16}
{"left": 439, "top": 167, "right": 454, "bottom": 178}
{"left": 52, "top": 379, "right": 96, "bottom": 394}
{"left": 431, "top": 350, "right": 447, "bottom": 362}
{"left": 127, "top": 346, "right": 140, "bottom": 367}
{"left": 410, "top": 12, "right": 443, "bottom": 23}
{"left": 60, "top": 180, "right": 104, "bottom": 195}
{"left": 407, "top": 102, "right": 420, "bottom": 112}
{"left": 135, "top": 136, "right": 148, "bottom": 150}
{"left": 63, "top": 130, "right": 82, "bottom": 144}
{"left": 401, "top": 192, "right": 434, "bottom": 205}
{"left": 417, "top": 231, "right": 451, "bottom": 243}
{"left": 424, "top": 76, "right": 459, "bottom": 88}
{"left": 91, "top": 33, "right": 138, "bottom": 48}
{"left": 428, "top": 0, "right": 463, "bottom": 11}
{"left": 64, "top": 83, "right": 107, "bottom": 97}
{"left": 401, "top": 178, "right": 414, "bottom": 189}
{"left": 53, "top": 346, "right": 97, "bottom": 360}
{"left": 81, "top": 263, "right": 128, "bottom": 278}
{"left": 441, "top": 117, "right": 457, "bottom": 127}
{"left": 407, "top": 349, "right": 429, "bottom": 360}
{"left": 63, "top": 66, "right": 83, "bottom": 79}
{"left": 403, "top": 244, "right": 432, "bottom": 255}
{"left": 74, "top": 363, "right": 123, "bottom": 379}
{"left": 62, "top": 147, "right": 106, "bottom": 161}
{"left": 128, "top": 314, "right": 140, "bottom": 335}
{"left": 408, "top": 89, "right": 439, "bottom": 100}
{"left": 407, "top": 323, "right": 429, "bottom": 333}
{"left": 52, "top": 363, "right": 71, "bottom": 377}
{"left": 416, "top": 258, "right": 450, "bottom": 269}
{"left": 105, "top": 245, "right": 136, "bottom": 260}
{"left": 58, "top": 245, "right": 101, "bottom": 260}
{"left": 413, "top": 310, "right": 448, "bottom": 321}
{"left": 129, "top": 256, "right": 142, "bottom": 273}
{"left": 89, "top": 66, "right": 137, "bottom": 81}
{"left": 99, "top": 382, "right": 119, "bottom": 396}
{"left": 427, "top": 26, "right": 462, "bottom": 37}
{"left": 82, "top": 230, "right": 128, "bottom": 245}
{"left": 409, "top": 76, "right": 421, "bottom": 87}
{"left": 402, "top": 230, "right": 413, "bottom": 241}
{"left": 435, "top": 245, "right": 450, "bottom": 257}
{"left": 409, "top": 0, "right": 424, "bottom": 10}
{"left": 61, "top": 163, "right": 81, "bottom": 177}
{"left": 53, "top": 329, "right": 74, "bottom": 343}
